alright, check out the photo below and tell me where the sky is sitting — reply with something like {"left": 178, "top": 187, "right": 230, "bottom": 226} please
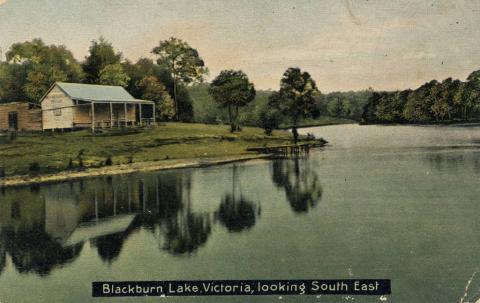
{"left": 0, "top": 0, "right": 480, "bottom": 92}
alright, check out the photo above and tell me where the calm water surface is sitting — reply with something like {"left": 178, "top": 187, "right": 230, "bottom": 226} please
{"left": 1, "top": 124, "right": 480, "bottom": 303}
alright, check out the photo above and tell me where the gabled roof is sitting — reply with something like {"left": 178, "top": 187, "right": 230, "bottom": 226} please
{"left": 40, "top": 82, "right": 153, "bottom": 104}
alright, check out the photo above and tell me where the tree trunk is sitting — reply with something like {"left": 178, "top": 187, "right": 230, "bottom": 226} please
{"left": 292, "top": 119, "right": 299, "bottom": 145}
{"left": 172, "top": 59, "right": 179, "bottom": 121}
{"left": 235, "top": 105, "right": 240, "bottom": 131}
{"left": 173, "top": 73, "right": 178, "bottom": 121}
{"left": 228, "top": 104, "right": 234, "bottom": 133}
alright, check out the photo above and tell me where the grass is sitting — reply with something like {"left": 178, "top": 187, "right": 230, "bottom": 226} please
{"left": 0, "top": 122, "right": 299, "bottom": 177}
{"left": 279, "top": 116, "right": 357, "bottom": 129}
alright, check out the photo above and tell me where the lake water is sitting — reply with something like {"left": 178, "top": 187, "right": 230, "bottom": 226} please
{"left": 1, "top": 124, "right": 480, "bottom": 303}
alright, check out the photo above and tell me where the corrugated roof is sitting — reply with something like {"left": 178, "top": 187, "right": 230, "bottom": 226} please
{"left": 54, "top": 82, "right": 153, "bottom": 103}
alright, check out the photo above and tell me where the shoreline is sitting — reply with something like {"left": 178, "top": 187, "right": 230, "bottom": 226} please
{"left": 0, "top": 154, "right": 272, "bottom": 188}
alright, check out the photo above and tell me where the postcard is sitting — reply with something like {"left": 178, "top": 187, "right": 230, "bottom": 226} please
{"left": 0, "top": 1, "right": 479, "bottom": 302}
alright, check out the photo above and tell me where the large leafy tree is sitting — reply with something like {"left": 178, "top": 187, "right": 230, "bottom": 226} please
{"left": 123, "top": 58, "right": 171, "bottom": 97}
{"left": 270, "top": 67, "right": 320, "bottom": 143}
{"left": 208, "top": 70, "right": 256, "bottom": 132}
{"left": 137, "top": 76, "right": 175, "bottom": 120}
{"left": 83, "top": 37, "right": 122, "bottom": 84}
{"left": 152, "top": 37, "right": 208, "bottom": 120}
{"left": 98, "top": 63, "right": 130, "bottom": 87}
{"left": 0, "top": 39, "right": 83, "bottom": 103}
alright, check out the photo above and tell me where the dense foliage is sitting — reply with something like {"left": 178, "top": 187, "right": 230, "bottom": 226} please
{"left": 362, "top": 72, "right": 480, "bottom": 124}
{"left": 267, "top": 67, "right": 320, "bottom": 143}
{"left": 152, "top": 37, "right": 208, "bottom": 120}
{"left": 0, "top": 39, "right": 83, "bottom": 103}
{"left": 208, "top": 70, "right": 256, "bottom": 132}
{"left": 318, "top": 89, "right": 372, "bottom": 121}
{"left": 0, "top": 38, "right": 196, "bottom": 121}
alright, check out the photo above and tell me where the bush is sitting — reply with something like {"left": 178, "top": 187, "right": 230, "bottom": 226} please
{"left": 259, "top": 107, "right": 281, "bottom": 135}
{"left": 29, "top": 162, "right": 40, "bottom": 173}
{"left": 77, "top": 150, "right": 85, "bottom": 169}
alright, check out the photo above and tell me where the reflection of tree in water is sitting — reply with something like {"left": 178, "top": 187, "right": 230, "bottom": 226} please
{"left": 425, "top": 151, "right": 466, "bottom": 172}
{"left": 272, "top": 157, "right": 323, "bottom": 213}
{"left": 1, "top": 228, "right": 83, "bottom": 276}
{"left": 217, "top": 194, "right": 256, "bottom": 232}
{"left": 0, "top": 236, "right": 6, "bottom": 276}
{"left": 162, "top": 213, "right": 211, "bottom": 255}
{"left": 92, "top": 233, "right": 124, "bottom": 263}
{"left": 216, "top": 165, "right": 259, "bottom": 232}
{"left": 0, "top": 165, "right": 262, "bottom": 275}
{"left": 133, "top": 172, "right": 213, "bottom": 256}
{"left": 423, "top": 149, "right": 480, "bottom": 174}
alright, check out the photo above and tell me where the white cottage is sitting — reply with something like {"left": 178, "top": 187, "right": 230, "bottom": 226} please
{"left": 40, "top": 82, "right": 155, "bottom": 131}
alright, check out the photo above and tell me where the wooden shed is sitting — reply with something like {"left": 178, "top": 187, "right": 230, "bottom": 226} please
{"left": 0, "top": 102, "right": 42, "bottom": 132}
{"left": 40, "top": 82, "right": 155, "bottom": 131}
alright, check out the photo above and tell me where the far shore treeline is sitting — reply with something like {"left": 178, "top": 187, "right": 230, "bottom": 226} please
{"left": 362, "top": 73, "right": 480, "bottom": 124}
{"left": 1, "top": 37, "right": 480, "bottom": 134}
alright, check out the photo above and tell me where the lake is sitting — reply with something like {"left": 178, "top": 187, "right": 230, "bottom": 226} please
{"left": 1, "top": 124, "right": 480, "bottom": 303}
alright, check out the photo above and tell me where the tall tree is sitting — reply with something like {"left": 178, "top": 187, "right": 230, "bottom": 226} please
{"left": 270, "top": 67, "right": 320, "bottom": 143}
{"left": 1, "top": 39, "right": 83, "bottom": 103}
{"left": 152, "top": 37, "right": 208, "bottom": 120}
{"left": 208, "top": 70, "right": 256, "bottom": 132}
{"left": 83, "top": 37, "right": 122, "bottom": 84}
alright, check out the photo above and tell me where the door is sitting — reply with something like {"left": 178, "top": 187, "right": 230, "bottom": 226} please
{"left": 8, "top": 111, "right": 18, "bottom": 131}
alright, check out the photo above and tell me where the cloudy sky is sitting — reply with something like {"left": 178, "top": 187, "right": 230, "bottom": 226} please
{"left": 0, "top": 0, "right": 479, "bottom": 92}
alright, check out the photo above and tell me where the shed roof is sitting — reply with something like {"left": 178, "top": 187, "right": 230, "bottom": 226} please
{"left": 41, "top": 82, "right": 153, "bottom": 104}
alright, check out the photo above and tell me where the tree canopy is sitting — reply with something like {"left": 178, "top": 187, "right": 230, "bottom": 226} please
{"left": 98, "top": 63, "right": 130, "bottom": 87}
{"left": 362, "top": 71, "right": 480, "bottom": 124}
{"left": 0, "top": 39, "right": 83, "bottom": 103}
{"left": 269, "top": 67, "right": 320, "bottom": 143}
{"left": 208, "top": 70, "right": 256, "bottom": 132}
{"left": 152, "top": 37, "right": 208, "bottom": 120}
{"left": 82, "top": 37, "right": 122, "bottom": 84}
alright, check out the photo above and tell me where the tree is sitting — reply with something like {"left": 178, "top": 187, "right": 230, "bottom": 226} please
{"left": 83, "top": 38, "right": 122, "bottom": 84}
{"left": 1, "top": 39, "right": 83, "bottom": 103}
{"left": 208, "top": 70, "right": 256, "bottom": 132}
{"left": 259, "top": 104, "right": 282, "bottom": 135}
{"left": 152, "top": 37, "right": 208, "bottom": 120}
{"left": 137, "top": 76, "right": 175, "bottom": 120}
{"left": 327, "top": 97, "right": 345, "bottom": 117}
{"left": 98, "top": 63, "right": 130, "bottom": 87}
{"left": 123, "top": 58, "right": 170, "bottom": 97}
{"left": 464, "top": 70, "right": 480, "bottom": 119}
{"left": 270, "top": 67, "right": 320, "bottom": 143}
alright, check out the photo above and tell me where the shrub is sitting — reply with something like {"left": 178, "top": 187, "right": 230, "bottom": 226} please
{"left": 77, "top": 150, "right": 85, "bottom": 169}
{"left": 29, "top": 162, "right": 40, "bottom": 173}
{"left": 259, "top": 107, "right": 281, "bottom": 135}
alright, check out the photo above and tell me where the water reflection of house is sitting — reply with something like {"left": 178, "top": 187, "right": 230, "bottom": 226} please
{"left": 0, "top": 167, "right": 265, "bottom": 276}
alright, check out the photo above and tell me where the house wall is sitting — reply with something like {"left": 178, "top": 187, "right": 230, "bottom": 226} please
{"left": 41, "top": 86, "right": 74, "bottom": 130}
{"left": 0, "top": 102, "right": 42, "bottom": 132}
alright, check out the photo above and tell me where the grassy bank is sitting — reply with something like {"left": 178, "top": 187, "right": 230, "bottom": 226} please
{"left": 0, "top": 122, "right": 302, "bottom": 178}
